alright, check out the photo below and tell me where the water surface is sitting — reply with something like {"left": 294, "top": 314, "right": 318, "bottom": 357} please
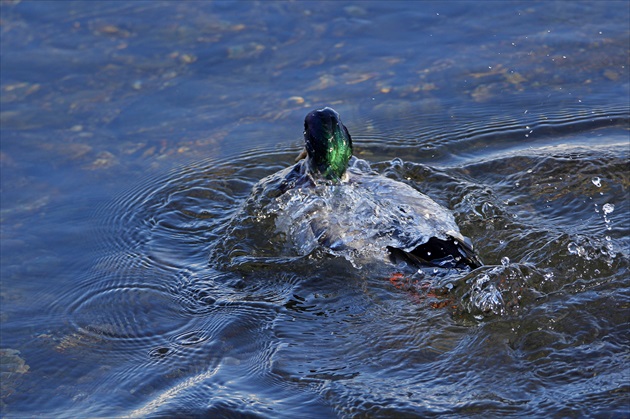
{"left": 1, "top": 1, "right": 629, "bottom": 417}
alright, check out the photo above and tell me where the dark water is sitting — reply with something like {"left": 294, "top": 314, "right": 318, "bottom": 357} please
{"left": 1, "top": 1, "right": 629, "bottom": 417}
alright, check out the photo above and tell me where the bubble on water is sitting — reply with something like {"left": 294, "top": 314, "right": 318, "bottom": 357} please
{"left": 567, "top": 242, "right": 585, "bottom": 256}
{"left": 391, "top": 157, "right": 404, "bottom": 168}
{"left": 591, "top": 177, "right": 601, "bottom": 187}
{"left": 602, "top": 203, "right": 614, "bottom": 215}
{"left": 501, "top": 256, "right": 510, "bottom": 266}
{"left": 543, "top": 272, "right": 554, "bottom": 282}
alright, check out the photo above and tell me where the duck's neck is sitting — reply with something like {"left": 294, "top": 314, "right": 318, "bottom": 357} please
{"left": 321, "top": 144, "right": 351, "bottom": 181}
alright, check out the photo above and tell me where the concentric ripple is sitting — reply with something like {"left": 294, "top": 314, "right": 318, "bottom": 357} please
{"left": 55, "top": 112, "right": 630, "bottom": 418}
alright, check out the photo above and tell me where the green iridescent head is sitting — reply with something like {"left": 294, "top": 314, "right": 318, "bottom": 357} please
{"left": 303, "top": 107, "right": 353, "bottom": 181}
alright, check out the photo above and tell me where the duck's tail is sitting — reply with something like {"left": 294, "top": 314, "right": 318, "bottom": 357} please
{"left": 387, "top": 235, "right": 482, "bottom": 270}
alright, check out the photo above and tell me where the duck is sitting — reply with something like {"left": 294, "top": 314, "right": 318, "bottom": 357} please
{"left": 249, "top": 107, "right": 482, "bottom": 270}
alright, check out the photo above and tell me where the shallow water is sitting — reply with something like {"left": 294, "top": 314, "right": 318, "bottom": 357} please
{"left": 1, "top": 1, "right": 629, "bottom": 417}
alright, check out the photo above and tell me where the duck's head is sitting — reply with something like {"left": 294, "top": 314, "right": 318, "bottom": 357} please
{"left": 303, "top": 107, "right": 353, "bottom": 182}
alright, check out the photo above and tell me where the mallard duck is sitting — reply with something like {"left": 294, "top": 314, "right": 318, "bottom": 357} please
{"left": 252, "top": 107, "right": 482, "bottom": 270}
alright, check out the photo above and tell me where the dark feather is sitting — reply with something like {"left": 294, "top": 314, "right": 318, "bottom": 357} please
{"left": 387, "top": 236, "right": 482, "bottom": 270}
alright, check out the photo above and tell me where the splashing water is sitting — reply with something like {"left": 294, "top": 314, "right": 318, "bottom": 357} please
{"left": 467, "top": 273, "right": 505, "bottom": 315}
{"left": 567, "top": 241, "right": 587, "bottom": 257}
{"left": 602, "top": 202, "right": 615, "bottom": 230}
{"left": 602, "top": 202, "right": 615, "bottom": 215}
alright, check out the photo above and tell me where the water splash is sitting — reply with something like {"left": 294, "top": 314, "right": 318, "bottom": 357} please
{"left": 567, "top": 234, "right": 616, "bottom": 265}
{"left": 468, "top": 273, "right": 504, "bottom": 315}
{"left": 567, "top": 241, "right": 587, "bottom": 257}
{"left": 602, "top": 202, "right": 615, "bottom": 230}
{"left": 266, "top": 158, "right": 468, "bottom": 269}
{"left": 602, "top": 203, "right": 615, "bottom": 215}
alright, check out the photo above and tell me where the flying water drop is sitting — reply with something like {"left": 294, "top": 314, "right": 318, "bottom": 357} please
{"left": 602, "top": 203, "right": 614, "bottom": 230}
{"left": 602, "top": 203, "right": 614, "bottom": 215}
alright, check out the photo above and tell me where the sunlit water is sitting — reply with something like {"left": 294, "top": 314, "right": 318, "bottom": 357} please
{"left": 1, "top": 1, "right": 629, "bottom": 417}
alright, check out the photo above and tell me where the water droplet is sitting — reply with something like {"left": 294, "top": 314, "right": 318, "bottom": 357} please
{"left": 591, "top": 177, "right": 601, "bottom": 187}
{"left": 602, "top": 203, "right": 614, "bottom": 215}
{"left": 501, "top": 256, "right": 510, "bottom": 266}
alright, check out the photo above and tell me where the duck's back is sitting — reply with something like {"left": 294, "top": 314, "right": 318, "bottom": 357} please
{"left": 270, "top": 160, "right": 471, "bottom": 267}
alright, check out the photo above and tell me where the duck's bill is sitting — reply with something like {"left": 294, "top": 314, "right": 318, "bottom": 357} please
{"left": 295, "top": 148, "right": 308, "bottom": 162}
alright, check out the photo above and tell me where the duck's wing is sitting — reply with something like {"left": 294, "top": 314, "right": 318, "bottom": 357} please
{"left": 352, "top": 173, "right": 482, "bottom": 270}
{"left": 387, "top": 234, "right": 482, "bottom": 270}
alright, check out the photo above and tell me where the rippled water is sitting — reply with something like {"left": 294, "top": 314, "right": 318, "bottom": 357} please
{"left": 80, "top": 127, "right": 629, "bottom": 418}
{"left": 1, "top": 1, "right": 629, "bottom": 417}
